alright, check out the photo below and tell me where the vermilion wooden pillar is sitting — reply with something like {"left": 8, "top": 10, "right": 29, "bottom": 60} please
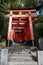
{"left": 25, "top": 13, "right": 34, "bottom": 46}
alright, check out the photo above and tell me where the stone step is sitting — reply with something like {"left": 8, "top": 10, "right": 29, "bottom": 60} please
{"left": 8, "top": 44, "right": 37, "bottom": 65}
{"left": 8, "top": 62, "right": 37, "bottom": 65}
{"left": 9, "top": 51, "right": 29, "bottom": 54}
{"left": 9, "top": 45, "right": 29, "bottom": 51}
{"left": 9, "top": 59, "right": 33, "bottom": 62}
{"left": 9, "top": 54, "right": 31, "bottom": 57}
{"left": 9, "top": 55, "right": 32, "bottom": 59}
{"left": 9, "top": 53, "right": 35, "bottom": 62}
{"left": 9, "top": 50, "right": 30, "bottom": 54}
{"left": 9, "top": 57, "right": 33, "bottom": 62}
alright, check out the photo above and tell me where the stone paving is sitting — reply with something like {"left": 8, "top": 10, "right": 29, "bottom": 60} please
{"left": 0, "top": 43, "right": 38, "bottom": 65}
{"left": 8, "top": 44, "right": 38, "bottom": 65}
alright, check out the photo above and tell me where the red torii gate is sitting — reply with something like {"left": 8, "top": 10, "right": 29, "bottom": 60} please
{"left": 5, "top": 9, "right": 36, "bottom": 47}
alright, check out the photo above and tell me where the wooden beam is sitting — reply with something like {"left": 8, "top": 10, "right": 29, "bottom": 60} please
{"left": 6, "top": 9, "right": 36, "bottom": 13}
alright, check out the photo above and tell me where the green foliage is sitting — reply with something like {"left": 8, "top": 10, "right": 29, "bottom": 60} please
{"left": 10, "top": 0, "right": 36, "bottom": 8}
{"left": 9, "top": 0, "right": 43, "bottom": 8}
{"left": 33, "top": 15, "right": 43, "bottom": 46}
{"left": 25, "top": 0, "right": 35, "bottom": 7}
{"left": 0, "top": 12, "right": 5, "bottom": 34}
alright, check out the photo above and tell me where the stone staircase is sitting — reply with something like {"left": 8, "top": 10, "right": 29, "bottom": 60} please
{"left": 8, "top": 44, "right": 37, "bottom": 65}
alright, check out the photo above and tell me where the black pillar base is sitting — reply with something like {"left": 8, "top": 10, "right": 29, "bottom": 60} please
{"left": 31, "top": 40, "right": 35, "bottom": 47}
{"left": 27, "top": 40, "right": 35, "bottom": 47}
{"left": 6, "top": 40, "right": 12, "bottom": 47}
